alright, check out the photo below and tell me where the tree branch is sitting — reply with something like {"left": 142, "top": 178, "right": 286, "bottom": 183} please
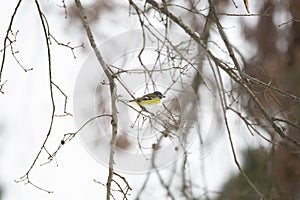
{"left": 145, "top": 0, "right": 300, "bottom": 148}
{"left": 0, "top": 0, "right": 23, "bottom": 92}
{"left": 74, "top": 1, "right": 119, "bottom": 199}
{"left": 15, "top": 1, "right": 56, "bottom": 193}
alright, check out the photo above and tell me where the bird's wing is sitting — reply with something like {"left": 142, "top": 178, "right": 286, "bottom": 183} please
{"left": 140, "top": 94, "right": 154, "bottom": 100}
{"left": 129, "top": 93, "right": 155, "bottom": 102}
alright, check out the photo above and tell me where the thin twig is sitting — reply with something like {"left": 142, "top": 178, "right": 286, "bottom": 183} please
{"left": 42, "top": 114, "right": 112, "bottom": 166}
{"left": 0, "top": 0, "right": 23, "bottom": 83}
{"left": 57, "top": 0, "right": 68, "bottom": 19}
{"left": 52, "top": 81, "right": 73, "bottom": 117}
{"left": 49, "top": 34, "right": 84, "bottom": 58}
{"left": 15, "top": 1, "right": 56, "bottom": 193}
{"left": 242, "top": 73, "right": 300, "bottom": 103}
{"left": 208, "top": 56, "right": 266, "bottom": 199}
{"left": 145, "top": 0, "right": 300, "bottom": 148}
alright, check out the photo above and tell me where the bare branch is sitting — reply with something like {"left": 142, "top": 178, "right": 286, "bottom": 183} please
{"left": 15, "top": 177, "right": 53, "bottom": 194}
{"left": 145, "top": 0, "right": 300, "bottom": 148}
{"left": 52, "top": 81, "right": 73, "bottom": 117}
{"left": 57, "top": 0, "right": 68, "bottom": 19}
{"left": 208, "top": 56, "right": 266, "bottom": 199}
{"left": 278, "top": 18, "right": 300, "bottom": 27}
{"left": 242, "top": 73, "right": 300, "bottom": 103}
{"left": 74, "top": 1, "right": 119, "bottom": 199}
{"left": 243, "top": 0, "right": 250, "bottom": 14}
{"left": 0, "top": 80, "right": 7, "bottom": 94}
{"left": 43, "top": 114, "right": 112, "bottom": 166}
{"left": 93, "top": 172, "right": 132, "bottom": 200}
{"left": 0, "top": 0, "right": 23, "bottom": 84}
{"left": 49, "top": 34, "right": 84, "bottom": 59}
{"left": 15, "top": 0, "right": 56, "bottom": 191}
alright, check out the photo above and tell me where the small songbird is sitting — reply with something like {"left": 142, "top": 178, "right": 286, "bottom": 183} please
{"left": 129, "top": 91, "right": 166, "bottom": 107}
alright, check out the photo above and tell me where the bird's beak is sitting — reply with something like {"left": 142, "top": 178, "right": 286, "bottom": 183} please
{"left": 162, "top": 95, "right": 166, "bottom": 98}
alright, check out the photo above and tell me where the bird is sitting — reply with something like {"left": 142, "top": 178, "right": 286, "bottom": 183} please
{"left": 129, "top": 91, "right": 166, "bottom": 107}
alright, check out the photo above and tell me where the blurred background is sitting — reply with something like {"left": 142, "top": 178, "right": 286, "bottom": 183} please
{"left": 0, "top": 0, "right": 300, "bottom": 199}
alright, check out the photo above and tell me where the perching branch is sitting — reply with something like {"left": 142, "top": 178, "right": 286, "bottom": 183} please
{"left": 145, "top": 0, "right": 300, "bottom": 148}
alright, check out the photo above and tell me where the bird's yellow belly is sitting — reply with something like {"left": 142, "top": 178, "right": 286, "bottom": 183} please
{"left": 138, "top": 98, "right": 161, "bottom": 105}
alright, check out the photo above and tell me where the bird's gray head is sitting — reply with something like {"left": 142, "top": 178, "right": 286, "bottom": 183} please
{"left": 154, "top": 91, "right": 166, "bottom": 99}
